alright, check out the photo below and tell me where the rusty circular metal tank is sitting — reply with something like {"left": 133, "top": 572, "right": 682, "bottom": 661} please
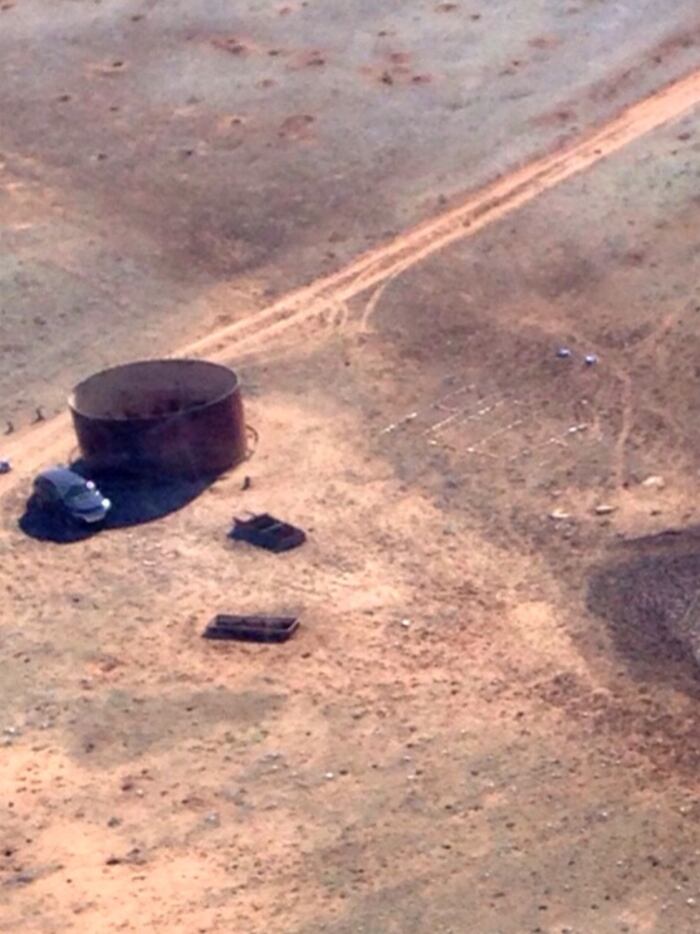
{"left": 69, "top": 359, "right": 246, "bottom": 478}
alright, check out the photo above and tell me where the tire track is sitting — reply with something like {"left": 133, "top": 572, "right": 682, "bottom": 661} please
{"left": 184, "top": 67, "right": 700, "bottom": 360}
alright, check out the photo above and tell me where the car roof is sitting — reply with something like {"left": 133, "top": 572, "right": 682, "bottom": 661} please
{"left": 36, "top": 466, "right": 87, "bottom": 493}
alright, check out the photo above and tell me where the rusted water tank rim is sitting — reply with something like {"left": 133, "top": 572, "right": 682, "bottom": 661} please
{"left": 69, "top": 358, "right": 240, "bottom": 423}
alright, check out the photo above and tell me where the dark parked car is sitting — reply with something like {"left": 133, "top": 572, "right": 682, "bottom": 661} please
{"left": 33, "top": 467, "right": 111, "bottom": 525}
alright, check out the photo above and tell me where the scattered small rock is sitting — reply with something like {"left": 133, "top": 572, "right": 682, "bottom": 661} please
{"left": 400, "top": 618, "right": 412, "bottom": 628}
{"left": 126, "top": 848, "right": 145, "bottom": 864}
{"left": 556, "top": 347, "right": 572, "bottom": 359}
{"left": 642, "top": 475, "right": 666, "bottom": 489}
{"left": 549, "top": 509, "right": 571, "bottom": 521}
{"left": 0, "top": 459, "right": 11, "bottom": 474}
{"left": 584, "top": 353, "right": 599, "bottom": 366}
{"left": 594, "top": 504, "right": 616, "bottom": 515}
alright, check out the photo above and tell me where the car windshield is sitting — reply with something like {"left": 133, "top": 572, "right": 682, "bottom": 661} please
{"left": 65, "top": 483, "right": 94, "bottom": 500}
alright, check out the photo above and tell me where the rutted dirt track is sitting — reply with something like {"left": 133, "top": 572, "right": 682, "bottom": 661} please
{"left": 187, "top": 67, "right": 700, "bottom": 361}
{"left": 3, "top": 3, "right": 700, "bottom": 933}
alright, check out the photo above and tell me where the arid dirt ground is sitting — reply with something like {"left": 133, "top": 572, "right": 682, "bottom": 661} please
{"left": 2, "top": 3, "right": 700, "bottom": 933}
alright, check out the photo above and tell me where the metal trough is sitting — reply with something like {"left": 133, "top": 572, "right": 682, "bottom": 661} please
{"left": 69, "top": 359, "right": 246, "bottom": 477}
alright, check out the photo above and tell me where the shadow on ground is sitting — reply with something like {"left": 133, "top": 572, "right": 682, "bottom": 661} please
{"left": 587, "top": 527, "right": 700, "bottom": 695}
{"left": 18, "top": 462, "right": 218, "bottom": 543}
